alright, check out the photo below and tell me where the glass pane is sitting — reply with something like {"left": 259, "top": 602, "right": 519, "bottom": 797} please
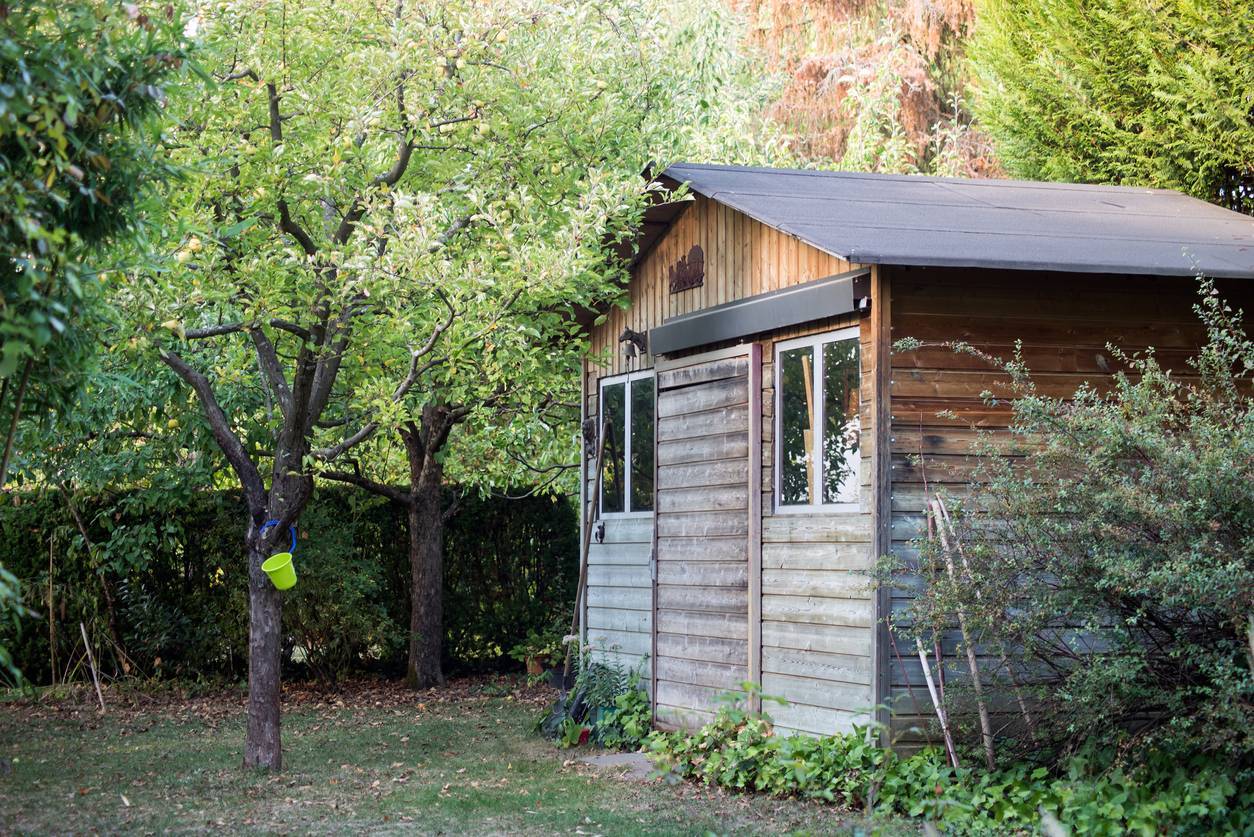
{"left": 630, "top": 377, "right": 655, "bottom": 511}
{"left": 779, "top": 346, "right": 815, "bottom": 505}
{"left": 822, "top": 338, "right": 861, "bottom": 504}
{"left": 600, "top": 382, "right": 626, "bottom": 514}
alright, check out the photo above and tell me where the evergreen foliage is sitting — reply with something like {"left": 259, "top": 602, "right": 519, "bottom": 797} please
{"left": 971, "top": 0, "right": 1254, "bottom": 212}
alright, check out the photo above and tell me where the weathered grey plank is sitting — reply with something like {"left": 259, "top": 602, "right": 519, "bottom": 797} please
{"left": 761, "top": 568, "right": 872, "bottom": 599}
{"left": 762, "top": 541, "right": 872, "bottom": 571}
{"left": 657, "top": 584, "right": 746, "bottom": 614}
{"left": 586, "top": 584, "right": 651, "bottom": 612}
{"left": 587, "top": 540, "right": 652, "bottom": 566}
{"left": 656, "top": 511, "right": 748, "bottom": 538}
{"left": 656, "top": 609, "right": 747, "bottom": 641}
{"left": 657, "top": 560, "right": 748, "bottom": 589}
{"left": 761, "top": 672, "right": 873, "bottom": 714}
{"left": 658, "top": 432, "right": 750, "bottom": 466}
{"left": 654, "top": 702, "right": 715, "bottom": 731}
{"left": 762, "top": 646, "right": 873, "bottom": 686}
{"left": 655, "top": 536, "right": 746, "bottom": 563}
{"left": 585, "top": 628, "right": 651, "bottom": 657}
{"left": 657, "top": 632, "right": 748, "bottom": 666}
{"left": 761, "top": 621, "right": 872, "bottom": 657}
{"left": 658, "top": 358, "right": 748, "bottom": 390}
{"left": 658, "top": 405, "right": 748, "bottom": 442}
{"left": 586, "top": 606, "right": 651, "bottom": 634}
{"left": 655, "top": 678, "right": 743, "bottom": 714}
{"left": 587, "top": 564, "right": 650, "bottom": 589}
{"left": 657, "top": 376, "right": 747, "bottom": 418}
{"left": 594, "top": 516, "right": 655, "bottom": 544}
{"left": 655, "top": 656, "right": 746, "bottom": 691}
{"left": 657, "top": 484, "right": 748, "bottom": 514}
{"left": 761, "top": 594, "right": 874, "bottom": 628}
{"left": 657, "top": 459, "right": 748, "bottom": 490}
{"left": 771, "top": 702, "right": 864, "bottom": 737}
{"left": 762, "top": 515, "right": 872, "bottom": 544}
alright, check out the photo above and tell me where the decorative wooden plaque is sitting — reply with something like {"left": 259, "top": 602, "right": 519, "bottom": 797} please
{"left": 668, "top": 244, "right": 705, "bottom": 294}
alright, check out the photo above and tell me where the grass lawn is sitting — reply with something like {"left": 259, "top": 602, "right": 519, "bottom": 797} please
{"left": 0, "top": 675, "right": 895, "bottom": 835}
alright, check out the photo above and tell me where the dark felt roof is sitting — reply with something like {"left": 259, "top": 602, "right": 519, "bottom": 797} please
{"left": 657, "top": 163, "right": 1254, "bottom": 279}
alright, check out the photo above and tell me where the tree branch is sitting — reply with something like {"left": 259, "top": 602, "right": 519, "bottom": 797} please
{"left": 187, "top": 322, "right": 245, "bottom": 339}
{"left": 249, "top": 327, "right": 292, "bottom": 417}
{"left": 319, "top": 469, "right": 410, "bottom": 505}
{"left": 160, "top": 349, "right": 267, "bottom": 517}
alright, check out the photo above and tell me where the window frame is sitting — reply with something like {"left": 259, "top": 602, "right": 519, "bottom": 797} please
{"left": 773, "top": 326, "right": 862, "bottom": 514}
{"left": 597, "top": 368, "right": 655, "bottom": 519}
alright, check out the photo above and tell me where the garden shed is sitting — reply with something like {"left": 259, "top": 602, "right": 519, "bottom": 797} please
{"left": 579, "top": 163, "right": 1254, "bottom": 740}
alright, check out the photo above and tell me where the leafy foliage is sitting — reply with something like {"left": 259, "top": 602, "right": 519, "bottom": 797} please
{"left": 971, "top": 0, "right": 1254, "bottom": 212}
{"left": 888, "top": 281, "right": 1254, "bottom": 763}
{"left": 0, "top": 0, "right": 192, "bottom": 443}
{"left": 735, "top": 0, "right": 1000, "bottom": 175}
{"left": 646, "top": 694, "right": 1253, "bottom": 834}
{"left": 538, "top": 650, "right": 651, "bottom": 751}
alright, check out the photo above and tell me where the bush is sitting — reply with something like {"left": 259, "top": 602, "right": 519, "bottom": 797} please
{"left": 0, "top": 486, "right": 576, "bottom": 684}
{"left": 646, "top": 695, "right": 1254, "bottom": 834}
{"left": 538, "top": 651, "right": 652, "bottom": 751}
{"left": 888, "top": 282, "right": 1254, "bottom": 764}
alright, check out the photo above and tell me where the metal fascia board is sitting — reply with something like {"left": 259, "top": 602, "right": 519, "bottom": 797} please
{"left": 650, "top": 268, "right": 869, "bottom": 356}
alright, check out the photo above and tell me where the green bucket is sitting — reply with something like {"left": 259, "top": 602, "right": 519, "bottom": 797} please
{"left": 261, "top": 552, "right": 297, "bottom": 590}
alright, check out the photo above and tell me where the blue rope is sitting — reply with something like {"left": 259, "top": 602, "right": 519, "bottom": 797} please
{"left": 259, "top": 519, "right": 297, "bottom": 554}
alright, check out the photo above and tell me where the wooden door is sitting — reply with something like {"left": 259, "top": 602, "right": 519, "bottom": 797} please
{"left": 652, "top": 345, "right": 762, "bottom": 729}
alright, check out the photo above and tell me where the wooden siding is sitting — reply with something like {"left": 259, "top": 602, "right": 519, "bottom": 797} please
{"left": 654, "top": 351, "right": 752, "bottom": 730}
{"left": 883, "top": 266, "right": 1254, "bottom": 746}
{"left": 587, "top": 194, "right": 857, "bottom": 380}
{"left": 758, "top": 310, "right": 877, "bottom": 736}
{"left": 585, "top": 194, "right": 877, "bottom": 736}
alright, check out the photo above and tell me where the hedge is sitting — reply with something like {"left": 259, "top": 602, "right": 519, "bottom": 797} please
{"left": 0, "top": 487, "right": 577, "bottom": 684}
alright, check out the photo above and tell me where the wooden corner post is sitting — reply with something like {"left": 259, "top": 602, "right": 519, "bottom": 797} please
{"left": 870, "top": 266, "right": 893, "bottom": 744}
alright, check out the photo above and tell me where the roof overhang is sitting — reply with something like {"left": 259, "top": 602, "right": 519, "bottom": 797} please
{"left": 650, "top": 268, "right": 871, "bottom": 356}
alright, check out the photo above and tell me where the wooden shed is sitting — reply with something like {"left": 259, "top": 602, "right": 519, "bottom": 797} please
{"left": 579, "top": 163, "right": 1254, "bottom": 739}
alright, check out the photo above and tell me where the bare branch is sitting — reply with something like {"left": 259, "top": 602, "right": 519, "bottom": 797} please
{"left": 160, "top": 349, "right": 266, "bottom": 516}
{"left": 187, "top": 322, "right": 245, "bottom": 339}
{"left": 319, "top": 469, "right": 410, "bottom": 505}
{"left": 268, "top": 318, "right": 311, "bottom": 341}
{"left": 278, "top": 198, "right": 318, "bottom": 257}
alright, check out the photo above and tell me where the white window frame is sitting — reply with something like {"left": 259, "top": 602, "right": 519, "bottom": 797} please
{"left": 774, "top": 326, "right": 861, "bottom": 514}
{"left": 597, "top": 368, "right": 655, "bottom": 519}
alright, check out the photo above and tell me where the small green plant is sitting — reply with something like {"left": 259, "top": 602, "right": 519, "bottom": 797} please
{"left": 507, "top": 620, "right": 566, "bottom": 673}
{"left": 593, "top": 671, "right": 651, "bottom": 750}
{"left": 557, "top": 717, "right": 590, "bottom": 748}
{"left": 646, "top": 686, "right": 1254, "bottom": 834}
{"left": 537, "top": 646, "right": 652, "bottom": 750}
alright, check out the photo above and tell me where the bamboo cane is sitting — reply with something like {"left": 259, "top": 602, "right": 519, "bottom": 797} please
{"left": 931, "top": 497, "right": 995, "bottom": 770}
{"left": 915, "top": 637, "right": 959, "bottom": 769}
{"left": 934, "top": 497, "right": 1037, "bottom": 741}
{"left": 562, "top": 413, "right": 609, "bottom": 689}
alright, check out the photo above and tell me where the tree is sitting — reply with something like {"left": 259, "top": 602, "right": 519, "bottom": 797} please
{"left": 315, "top": 0, "right": 785, "bottom": 690}
{"left": 0, "top": 0, "right": 192, "bottom": 676}
{"left": 135, "top": 0, "right": 767, "bottom": 769}
{"left": 0, "top": 1, "right": 192, "bottom": 487}
{"left": 731, "top": 0, "right": 1001, "bottom": 175}
{"left": 970, "top": 0, "right": 1253, "bottom": 213}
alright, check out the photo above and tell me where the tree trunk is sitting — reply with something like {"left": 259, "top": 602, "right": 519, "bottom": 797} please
{"left": 405, "top": 456, "right": 446, "bottom": 689}
{"left": 244, "top": 537, "right": 283, "bottom": 770}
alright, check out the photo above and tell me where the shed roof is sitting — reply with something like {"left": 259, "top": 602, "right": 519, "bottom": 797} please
{"left": 655, "top": 163, "right": 1254, "bottom": 279}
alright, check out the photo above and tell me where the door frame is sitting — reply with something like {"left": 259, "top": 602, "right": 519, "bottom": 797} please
{"left": 650, "top": 342, "right": 763, "bottom": 721}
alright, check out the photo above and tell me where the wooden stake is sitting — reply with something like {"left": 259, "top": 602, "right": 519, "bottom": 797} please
{"left": 915, "top": 637, "right": 959, "bottom": 769}
{"left": 563, "top": 413, "right": 609, "bottom": 688}
{"left": 48, "top": 537, "right": 56, "bottom": 685}
{"left": 79, "top": 622, "right": 105, "bottom": 713}
{"left": 931, "top": 497, "right": 995, "bottom": 770}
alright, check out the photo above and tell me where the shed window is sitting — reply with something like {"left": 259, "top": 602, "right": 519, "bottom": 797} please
{"left": 776, "top": 328, "right": 861, "bottom": 510}
{"left": 599, "top": 371, "right": 655, "bottom": 515}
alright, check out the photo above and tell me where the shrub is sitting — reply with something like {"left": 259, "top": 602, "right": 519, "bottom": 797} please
{"left": 646, "top": 694, "right": 1254, "bottom": 834}
{"left": 888, "top": 282, "right": 1254, "bottom": 764}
